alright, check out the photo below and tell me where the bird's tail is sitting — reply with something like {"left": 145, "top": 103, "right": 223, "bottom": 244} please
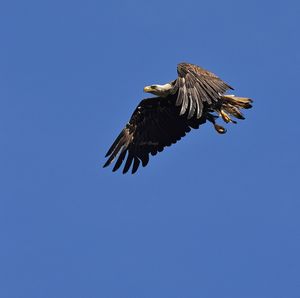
{"left": 218, "top": 95, "right": 253, "bottom": 124}
{"left": 208, "top": 94, "right": 253, "bottom": 134}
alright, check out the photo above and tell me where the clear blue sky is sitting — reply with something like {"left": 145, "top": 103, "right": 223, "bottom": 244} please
{"left": 1, "top": 0, "right": 300, "bottom": 297}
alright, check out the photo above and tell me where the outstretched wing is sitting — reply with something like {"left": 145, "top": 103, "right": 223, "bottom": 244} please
{"left": 174, "top": 62, "right": 233, "bottom": 119}
{"left": 103, "top": 96, "right": 206, "bottom": 174}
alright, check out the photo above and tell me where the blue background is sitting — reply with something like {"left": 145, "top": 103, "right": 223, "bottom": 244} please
{"left": 1, "top": 0, "right": 300, "bottom": 297}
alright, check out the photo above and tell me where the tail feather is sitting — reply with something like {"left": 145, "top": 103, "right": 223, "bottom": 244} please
{"left": 222, "top": 95, "right": 253, "bottom": 109}
{"left": 220, "top": 94, "right": 253, "bottom": 122}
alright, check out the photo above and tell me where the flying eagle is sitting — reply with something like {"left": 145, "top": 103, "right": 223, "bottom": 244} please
{"left": 103, "top": 62, "right": 252, "bottom": 174}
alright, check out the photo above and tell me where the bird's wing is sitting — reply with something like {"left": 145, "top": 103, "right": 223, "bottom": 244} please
{"left": 174, "top": 63, "right": 233, "bottom": 119}
{"left": 103, "top": 96, "right": 206, "bottom": 174}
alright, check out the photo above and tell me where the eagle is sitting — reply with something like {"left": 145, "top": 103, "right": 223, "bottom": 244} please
{"left": 103, "top": 62, "right": 252, "bottom": 174}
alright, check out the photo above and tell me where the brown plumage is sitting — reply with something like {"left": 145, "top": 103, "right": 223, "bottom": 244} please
{"left": 175, "top": 63, "right": 233, "bottom": 119}
{"left": 103, "top": 63, "right": 253, "bottom": 174}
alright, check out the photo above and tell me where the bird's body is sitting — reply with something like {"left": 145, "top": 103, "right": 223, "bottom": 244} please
{"left": 103, "top": 62, "right": 253, "bottom": 174}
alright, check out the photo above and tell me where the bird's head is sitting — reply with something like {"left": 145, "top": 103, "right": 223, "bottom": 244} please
{"left": 144, "top": 83, "right": 173, "bottom": 96}
{"left": 144, "top": 85, "right": 159, "bottom": 95}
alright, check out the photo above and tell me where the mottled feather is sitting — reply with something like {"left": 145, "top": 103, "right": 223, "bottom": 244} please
{"left": 174, "top": 62, "right": 233, "bottom": 119}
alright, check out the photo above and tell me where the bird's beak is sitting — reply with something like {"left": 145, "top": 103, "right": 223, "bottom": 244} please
{"left": 144, "top": 86, "right": 152, "bottom": 93}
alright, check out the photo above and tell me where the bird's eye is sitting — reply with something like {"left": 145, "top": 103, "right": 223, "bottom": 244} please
{"left": 150, "top": 85, "right": 156, "bottom": 88}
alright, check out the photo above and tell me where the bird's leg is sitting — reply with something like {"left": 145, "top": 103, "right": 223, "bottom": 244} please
{"left": 207, "top": 113, "right": 227, "bottom": 134}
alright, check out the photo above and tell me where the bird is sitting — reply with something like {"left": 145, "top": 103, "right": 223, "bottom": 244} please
{"left": 103, "top": 62, "right": 253, "bottom": 174}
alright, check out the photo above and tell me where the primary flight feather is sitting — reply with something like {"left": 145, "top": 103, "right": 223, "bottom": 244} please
{"left": 103, "top": 62, "right": 253, "bottom": 174}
